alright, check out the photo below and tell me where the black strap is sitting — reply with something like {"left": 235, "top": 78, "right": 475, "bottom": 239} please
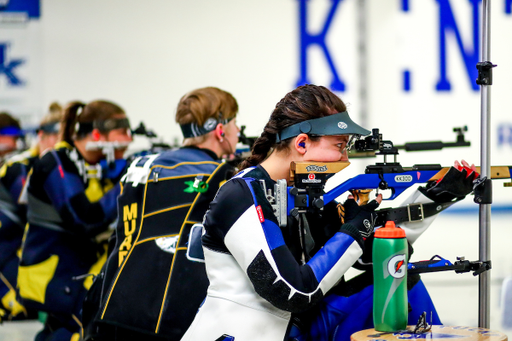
{"left": 298, "top": 213, "right": 315, "bottom": 263}
{"left": 375, "top": 200, "right": 459, "bottom": 226}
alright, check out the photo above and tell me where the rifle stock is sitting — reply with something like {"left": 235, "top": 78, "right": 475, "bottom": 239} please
{"left": 324, "top": 164, "right": 512, "bottom": 204}
{"left": 287, "top": 162, "right": 512, "bottom": 212}
{"left": 272, "top": 163, "right": 511, "bottom": 227}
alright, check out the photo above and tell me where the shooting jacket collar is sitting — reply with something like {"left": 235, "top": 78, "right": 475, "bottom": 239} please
{"left": 181, "top": 145, "right": 219, "bottom": 161}
{"left": 275, "top": 111, "right": 370, "bottom": 143}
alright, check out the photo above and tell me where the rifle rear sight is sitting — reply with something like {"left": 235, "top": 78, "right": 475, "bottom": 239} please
{"left": 354, "top": 129, "right": 401, "bottom": 175}
{"left": 354, "top": 128, "right": 398, "bottom": 159}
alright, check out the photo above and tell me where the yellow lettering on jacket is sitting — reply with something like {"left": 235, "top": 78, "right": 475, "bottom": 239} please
{"left": 119, "top": 234, "right": 132, "bottom": 252}
{"left": 124, "top": 220, "right": 136, "bottom": 235}
{"left": 118, "top": 202, "right": 138, "bottom": 266}
{"left": 123, "top": 203, "right": 137, "bottom": 221}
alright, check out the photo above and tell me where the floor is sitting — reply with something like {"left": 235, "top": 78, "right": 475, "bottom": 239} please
{"left": 0, "top": 320, "right": 42, "bottom": 341}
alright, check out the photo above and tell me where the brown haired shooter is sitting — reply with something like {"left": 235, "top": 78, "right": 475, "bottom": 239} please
{"left": 182, "top": 84, "right": 382, "bottom": 340}
{"left": 181, "top": 84, "right": 478, "bottom": 341}
{"left": 83, "top": 87, "right": 240, "bottom": 341}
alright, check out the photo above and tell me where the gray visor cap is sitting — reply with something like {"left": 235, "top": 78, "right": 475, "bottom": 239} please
{"left": 275, "top": 111, "right": 371, "bottom": 143}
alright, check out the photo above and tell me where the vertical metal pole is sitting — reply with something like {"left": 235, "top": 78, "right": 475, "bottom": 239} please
{"left": 479, "top": 0, "right": 491, "bottom": 329}
{"left": 357, "top": 0, "right": 368, "bottom": 127}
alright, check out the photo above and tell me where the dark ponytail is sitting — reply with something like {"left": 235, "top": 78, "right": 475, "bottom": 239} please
{"left": 60, "top": 101, "right": 85, "bottom": 144}
{"left": 239, "top": 84, "right": 346, "bottom": 171}
{"left": 239, "top": 131, "right": 275, "bottom": 170}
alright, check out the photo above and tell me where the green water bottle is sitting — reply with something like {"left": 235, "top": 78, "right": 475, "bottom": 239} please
{"left": 373, "top": 221, "right": 408, "bottom": 332}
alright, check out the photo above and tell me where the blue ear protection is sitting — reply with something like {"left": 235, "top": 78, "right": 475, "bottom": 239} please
{"left": 298, "top": 142, "right": 306, "bottom": 148}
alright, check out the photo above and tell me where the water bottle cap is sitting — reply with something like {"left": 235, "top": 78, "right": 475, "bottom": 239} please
{"left": 374, "top": 221, "right": 406, "bottom": 238}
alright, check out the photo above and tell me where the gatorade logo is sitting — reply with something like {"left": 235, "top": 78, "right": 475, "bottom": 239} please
{"left": 388, "top": 254, "right": 406, "bottom": 279}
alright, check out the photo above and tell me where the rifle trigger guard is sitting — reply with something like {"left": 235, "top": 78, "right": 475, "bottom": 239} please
{"left": 378, "top": 173, "right": 388, "bottom": 190}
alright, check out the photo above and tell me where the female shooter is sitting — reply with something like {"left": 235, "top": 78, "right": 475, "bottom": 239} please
{"left": 83, "top": 87, "right": 240, "bottom": 341}
{"left": 181, "top": 84, "right": 382, "bottom": 341}
{"left": 17, "top": 100, "right": 132, "bottom": 341}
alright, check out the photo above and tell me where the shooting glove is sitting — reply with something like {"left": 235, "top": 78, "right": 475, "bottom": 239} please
{"left": 419, "top": 162, "right": 479, "bottom": 203}
{"left": 340, "top": 198, "right": 380, "bottom": 239}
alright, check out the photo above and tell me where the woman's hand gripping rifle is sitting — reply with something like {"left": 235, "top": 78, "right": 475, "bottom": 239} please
{"left": 337, "top": 190, "right": 382, "bottom": 240}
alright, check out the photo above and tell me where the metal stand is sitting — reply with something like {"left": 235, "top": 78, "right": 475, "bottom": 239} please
{"left": 476, "top": 0, "right": 496, "bottom": 329}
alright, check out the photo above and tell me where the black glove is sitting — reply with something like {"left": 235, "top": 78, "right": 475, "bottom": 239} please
{"left": 419, "top": 165, "right": 479, "bottom": 203}
{"left": 341, "top": 198, "right": 380, "bottom": 239}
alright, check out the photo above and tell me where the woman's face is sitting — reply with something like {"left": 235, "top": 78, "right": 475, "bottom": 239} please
{"left": 302, "top": 135, "right": 350, "bottom": 162}
{"left": 223, "top": 118, "right": 240, "bottom": 154}
{"left": 0, "top": 135, "right": 18, "bottom": 156}
{"left": 103, "top": 114, "right": 133, "bottom": 159}
{"left": 38, "top": 132, "right": 59, "bottom": 155}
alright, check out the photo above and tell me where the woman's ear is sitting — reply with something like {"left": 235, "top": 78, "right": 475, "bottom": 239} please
{"left": 215, "top": 123, "right": 225, "bottom": 142}
{"left": 295, "top": 134, "right": 308, "bottom": 155}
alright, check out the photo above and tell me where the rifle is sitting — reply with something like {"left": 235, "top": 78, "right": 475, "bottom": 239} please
{"left": 131, "top": 122, "right": 173, "bottom": 151}
{"left": 268, "top": 128, "right": 511, "bottom": 228}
